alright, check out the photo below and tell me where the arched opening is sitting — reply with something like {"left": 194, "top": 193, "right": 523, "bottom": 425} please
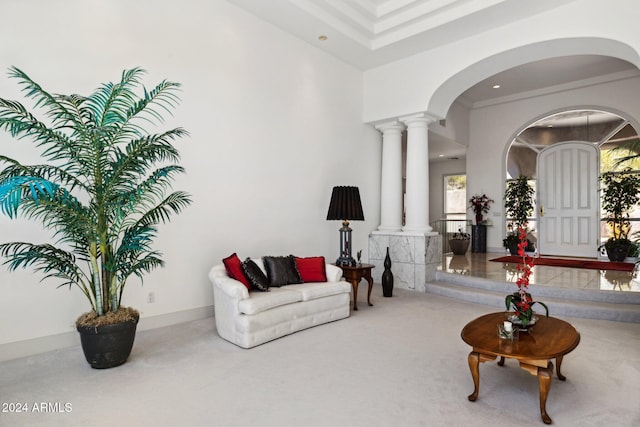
{"left": 505, "top": 109, "right": 640, "bottom": 257}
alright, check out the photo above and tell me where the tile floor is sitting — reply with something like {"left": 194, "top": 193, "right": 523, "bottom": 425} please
{"left": 438, "top": 251, "right": 640, "bottom": 292}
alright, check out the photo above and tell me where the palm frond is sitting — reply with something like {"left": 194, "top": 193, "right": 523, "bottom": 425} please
{"left": 105, "top": 128, "right": 188, "bottom": 190}
{"left": 0, "top": 242, "right": 92, "bottom": 295}
{"left": 129, "top": 79, "right": 182, "bottom": 126}
{"left": 0, "top": 98, "right": 75, "bottom": 149}
{"left": 8, "top": 67, "right": 77, "bottom": 128}
{"left": 136, "top": 191, "right": 192, "bottom": 227}
{"left": 0, "top": 176, "right": 58, "bottom": 218}
{"left": 83, "top": 67, "right": 144, "bottom": 129}
{"left": 0, "top": 156, "right": 88, "bottom": 193}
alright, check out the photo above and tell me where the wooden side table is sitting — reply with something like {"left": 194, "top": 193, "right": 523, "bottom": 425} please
{"left": 340, "top": 264, "right": 374, "bottom": 311}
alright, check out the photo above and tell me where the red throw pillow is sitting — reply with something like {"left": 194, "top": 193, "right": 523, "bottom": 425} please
{"left": 294, "top": 256, "right": 327, "bottom": 282}
{"left": 222, "top": 253, "right": 251, "bottom": 290}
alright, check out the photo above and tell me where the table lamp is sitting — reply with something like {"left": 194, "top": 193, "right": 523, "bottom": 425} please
{"left": 326, "top": 186, "right": 364, "bottom": 266}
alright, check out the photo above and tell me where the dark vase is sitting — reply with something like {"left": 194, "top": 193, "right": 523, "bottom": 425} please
{"left": 382, "top": 247, "right": 394, "bottom": 297}
{"left": 475, "top": 213, "right": 483, "bottom": 225}
{"left": 77, "top": 317, "right": 138, "bottom": 369}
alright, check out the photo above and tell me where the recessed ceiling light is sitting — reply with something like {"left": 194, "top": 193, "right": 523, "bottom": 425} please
{"left": 318, "top": 35, "right": 327, "bottom": 41}
{"left": 439, "top": 154, "right": 444, "bottom": 157}
{"left": 492, "top": 84, "right": 501, "bottom": 89}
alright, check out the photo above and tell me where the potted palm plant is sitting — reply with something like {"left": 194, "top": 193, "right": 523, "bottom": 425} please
{"left": 0, "top": 67, "right": 191, "bottom": 368}
{"left": 599, "top": 169, "right": 640, "bottom": 261}
{"left": 503, "top": 175, "right": 535, "bottom": 255}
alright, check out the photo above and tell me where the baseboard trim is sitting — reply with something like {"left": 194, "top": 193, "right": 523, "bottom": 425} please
{"left": 0, "top": 305, "right": 215, "bottom": 363}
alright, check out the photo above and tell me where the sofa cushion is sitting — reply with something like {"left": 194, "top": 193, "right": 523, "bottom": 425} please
{"left": 222, "top": 253, "right": 251, "bottom": 290}
{"left": 294, "top": 256, "right": 327, "bottom": 282}
{"left": 263, "top": 255, "right": 302, "bottom": 287}
{"left": 237, "top": 288, "right": 302, "bottom": 315}
{"left": 241, "top": 258, "right": 270, "bottom": 292}
{"left": 284, "top": 281, "right": 351, "bottom": 301}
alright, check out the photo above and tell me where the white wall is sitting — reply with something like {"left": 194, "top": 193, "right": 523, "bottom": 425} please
{"left": 467, "top": 76, "right": 640, "bottom": 251}
{"left": 0, "top": 0, "right": 381, "bottom": 349}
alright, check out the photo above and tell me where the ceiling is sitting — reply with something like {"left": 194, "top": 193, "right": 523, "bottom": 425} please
{"left": 228, "top": 0, "right": 640, "bottom": 160}
{"left": 228, "top": 0, "right": 578, "bottom": 70}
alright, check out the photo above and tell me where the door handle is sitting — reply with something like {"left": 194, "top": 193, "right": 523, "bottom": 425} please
{"left": 540, "top": 206, "right": 544, "bottom": 217}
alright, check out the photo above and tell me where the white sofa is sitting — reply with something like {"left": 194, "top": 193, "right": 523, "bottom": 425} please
{"left": 208, "top": 259, "right": 351, "bottom": 348}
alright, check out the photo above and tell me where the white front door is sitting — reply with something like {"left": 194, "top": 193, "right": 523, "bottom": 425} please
{"left": 537, "top": 142, "right": 599, "bottom": 258}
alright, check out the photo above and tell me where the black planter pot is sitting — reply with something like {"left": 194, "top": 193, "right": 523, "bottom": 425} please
{"left": 605, "top": 243, "right": 630, "bottom": 262}
{"left": 508, "top": 242, "right": 520, "bottom": 256}
{"left": 507, "top": 240, "right": 535, "bottom": 256}
{"left": 77, "top": 317, "right": 138, "bottom": 369}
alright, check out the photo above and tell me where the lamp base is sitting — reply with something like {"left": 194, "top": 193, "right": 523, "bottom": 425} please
{"left": 335, "top": 256, "right": 356, "bottom": 267}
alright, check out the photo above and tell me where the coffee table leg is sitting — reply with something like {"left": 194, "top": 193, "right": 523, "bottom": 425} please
{"left": 538, "top": 361, "right": 553, "bottom": 424}
{"left": 366, "top": 275, "right": 373, "bottom": 306}
{"left": 556, "top": 355, "right": 566, "bottom": 381}
{"left": 467, "top": 351, "right": 480, "bottom": 401}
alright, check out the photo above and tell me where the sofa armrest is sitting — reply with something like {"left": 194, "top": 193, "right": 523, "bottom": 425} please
{"left": 325, "top": 264, "right": 343, "bottom": 282}
{"left": 209, "top": 265, "right": 250, "bottom": 300}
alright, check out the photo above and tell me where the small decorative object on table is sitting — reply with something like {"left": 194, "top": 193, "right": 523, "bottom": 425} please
{"left": 504, "top": 223, "right": 548, "bottom": 331}
{"left": 497, "top": 320, "right": 516, "bottom": 340}
{"left": 356, "top": 250, "right": 362, "bottom": 266}
{"left": 468, "top": 193, "right": 494, "bottom": 225}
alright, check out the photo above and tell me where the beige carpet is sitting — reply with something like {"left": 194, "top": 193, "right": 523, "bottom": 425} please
{"left": 1, "top": 288, "right": 639, "bottom": 426}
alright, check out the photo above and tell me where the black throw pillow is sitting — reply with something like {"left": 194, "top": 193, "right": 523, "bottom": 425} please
{"left": 263, "top": 255, "right": 302, "bottom": 287}
{"left": 241, "top": 258, "right": 270, "bottom": 292}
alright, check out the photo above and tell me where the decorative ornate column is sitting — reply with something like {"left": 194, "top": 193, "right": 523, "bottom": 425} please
{"left": 401, "top": 113, "right": 434, "bottom": 233}
{"left": 375, "top": 121, "right": 404, "bottom": 232}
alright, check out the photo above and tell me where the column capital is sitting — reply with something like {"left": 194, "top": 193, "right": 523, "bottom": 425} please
{"left": 399, "top": 111, "right": 440, "bottom": 127}
{"left": 374, "top": 120, "right": 405, "bottom": 133}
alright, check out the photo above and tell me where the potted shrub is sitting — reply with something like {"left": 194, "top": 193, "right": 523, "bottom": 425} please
{"left": 503, "top": 175, "right": 535, "bottom": 255}
{"left": 449, "top": 228, "right": 471, "bottom": 255}
{"left": 599, "top": 169, "right": 640, "bottom": 261}
{"left": 0, "top": 67, "right": 191, "bottom": 368}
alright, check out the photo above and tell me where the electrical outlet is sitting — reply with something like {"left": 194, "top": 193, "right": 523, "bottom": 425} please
{"left": 147, "top": 292, "right": 155, "bottom": 303}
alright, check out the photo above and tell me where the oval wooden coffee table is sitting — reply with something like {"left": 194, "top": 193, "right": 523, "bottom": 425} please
{"left": 461, "top": 312, "right": 580, "bottom": 424}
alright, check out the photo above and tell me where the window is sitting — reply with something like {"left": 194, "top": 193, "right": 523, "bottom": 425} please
{"left": 444, "top": 174, "right": 466, "bottom": 220}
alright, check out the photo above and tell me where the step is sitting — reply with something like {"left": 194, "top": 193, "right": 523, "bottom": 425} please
{"left": 435, "top": 271, "right": 640, "bottom": 305}
{"left": 426, "top": 280, "right": 640, "bottom": 323}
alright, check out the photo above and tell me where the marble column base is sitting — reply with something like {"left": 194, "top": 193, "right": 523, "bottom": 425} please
{"left": 368, "top": 231, "right": 442, "bottom": 292}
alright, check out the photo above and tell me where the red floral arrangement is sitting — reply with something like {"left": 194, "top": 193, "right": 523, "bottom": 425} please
{"left": 505, "top": 223, "right": 548, "bottom": 326}
{"left": 468, "top": 194, "right": 494, "bottom": 225}
{"left": 468, "top": 194, "right": 494, "bottom": 215}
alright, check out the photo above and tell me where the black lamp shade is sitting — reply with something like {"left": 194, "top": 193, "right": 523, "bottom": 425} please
{"left": 326, "top": 186, "right": 364, "bottom": 221}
